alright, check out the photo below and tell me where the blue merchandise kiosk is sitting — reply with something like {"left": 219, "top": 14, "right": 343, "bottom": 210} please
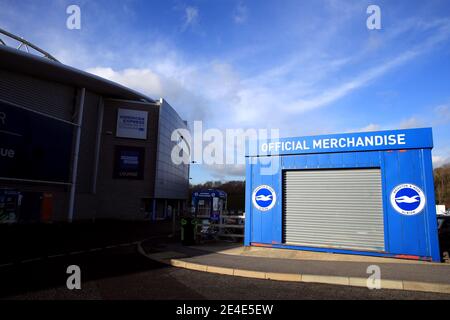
{"left": 245, "top": 128, "right": 440, "bottom": 262}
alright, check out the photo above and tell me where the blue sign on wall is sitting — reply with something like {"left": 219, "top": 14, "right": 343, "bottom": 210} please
{"left": 113, "top": 146, "right": 145, "bottom": 180}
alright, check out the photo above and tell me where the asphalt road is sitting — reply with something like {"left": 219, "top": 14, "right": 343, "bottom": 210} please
{"left": 1, "top": 241, "right": 449, "bottom": 300}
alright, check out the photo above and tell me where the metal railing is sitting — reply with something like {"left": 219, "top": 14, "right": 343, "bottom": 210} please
{"left": 0, "top": 28, "right": 59, "bottom": 62}
{"left": 195, "top": 210, "right": 245, "bottom": 241}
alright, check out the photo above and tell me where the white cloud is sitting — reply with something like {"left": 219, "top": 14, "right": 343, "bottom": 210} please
{"left": 84, "top": 15, "right": 450, "bottom": 179}
{"left": 10, "top": 3, "right": 449, "bottom": 136}
{"left": 435, "top": 103, "right": 450, "bottom": 124}
{"left": 348, "top": 120, "right": 450, "bottom": 169}
{"left": 87, "top": 67, "right": 163, "bottom": 96}
{"left": 283, "top": 49, "right": 422, "bottom": 114}
{"left": 206, "top": 164, "right": 246, "bottom": 180}
{"left": 233, "top": 2, "right": 247, "bottom": 24}
{"left": 280, "top": 18, "right": 449, "bottom": 115}
{"left": 399, "top": 117, "right": 423, "bottom": 129}
{"left": 83, "top": 14, "right": 450, "bottom": 180}
{"left": 183, "top": 6, "right": 199, "bottom": 30}
{"left": 349, "top": 116, "right": 426, "bottom": 134}
{"left": 355, "top": 124, "right": 382, "bottom": 132}
{"left": 86, "top": 66, "right": 213, "bottom": 123}
{"left": 221, "top": 17, "right": 450, "bottom": 136}
{"left": 433, "top": 155, "right": 450, "bottom": 168}
{"left": 353, "top": 100, "right": 450, "bottom": 133}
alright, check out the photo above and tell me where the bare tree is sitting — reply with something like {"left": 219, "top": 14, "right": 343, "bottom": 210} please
{"left": 434, "top": 164, "right": 450, "bottom": 207}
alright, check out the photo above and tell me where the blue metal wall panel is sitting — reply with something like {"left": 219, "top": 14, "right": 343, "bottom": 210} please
{"left": 271, "top": 157, "right": 283, "bottom": 244}
{"left": 250, "top": 161, "right": 262, "bottom": 243}
{"left": 422, "top": 149, "right": 441, "bottom": 261}
{"left": 383, "top": 150, "right": 426, "bottom": 256}
{"left": 244, "top": 157, "right": 252, "bottom": 246}
{"left": 255, "top": 157, "right": 281, "bottom": 244}
{"left": 246, "top": 128, "right": 440, "bottom": 261}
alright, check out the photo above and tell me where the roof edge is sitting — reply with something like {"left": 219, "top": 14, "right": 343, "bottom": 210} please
{"left": 0, "top": 45, "right": 155, "bottom": 103}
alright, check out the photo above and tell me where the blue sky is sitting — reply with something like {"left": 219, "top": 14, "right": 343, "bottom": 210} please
{"left": 1, "top": 0, "right": 450, "bottom": 183}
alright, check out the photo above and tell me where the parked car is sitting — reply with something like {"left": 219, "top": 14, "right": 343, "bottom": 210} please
{"left": 438, "top": 215, "right": 450, "bottom": 261}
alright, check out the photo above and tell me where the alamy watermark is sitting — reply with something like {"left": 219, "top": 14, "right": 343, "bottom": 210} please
{"left": 366, "top": 265, "right": 381, "bottom": 290}
{"left": 170, "top": 121, "right": 281, "bottom": 175}
{"left": 367, "top": 5, "right": 381, "bottom": 30}
{"left": 66, "top": 5, "right": 81, "bottom": 30}
{"left": 66, "top": 265, "right": 81, "bottom": 290}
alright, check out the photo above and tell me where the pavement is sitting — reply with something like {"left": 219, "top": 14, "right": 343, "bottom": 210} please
{"left": 139, "top": 241, "right": 450, "bottom": 294}
{"left": 2, "top": 239, "right": 449, "bottom": 300}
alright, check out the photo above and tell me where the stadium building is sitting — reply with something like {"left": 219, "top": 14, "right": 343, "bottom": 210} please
{"left": 0, "top": 29, "right": 190, "bottom": 223}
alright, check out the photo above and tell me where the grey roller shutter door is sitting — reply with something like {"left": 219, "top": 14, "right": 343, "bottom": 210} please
{"left": 283, "top": 169, "right": 385, "bottom": 251}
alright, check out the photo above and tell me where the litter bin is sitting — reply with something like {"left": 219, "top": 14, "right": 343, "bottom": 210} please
{"left": 181, "top": 217, "right": 198, "bottom": 245}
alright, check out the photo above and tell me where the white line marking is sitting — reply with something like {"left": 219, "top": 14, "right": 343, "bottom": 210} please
{"left": 69, "top": 251, "right": 85, "bottom": 255}
{"left": 0, "top": 129, "right": 23, "bottom": 137}
{"left": 48, "top": 253, "right": 66, "bottom": 258}
{"left": 2, "top": 237, "right": 157, "bottom": 265}
{"left": 0, "top": 262, "right": 14, "bottom": 268}
{"left": 21, "top": 258, "right": 42, "bottom": 263}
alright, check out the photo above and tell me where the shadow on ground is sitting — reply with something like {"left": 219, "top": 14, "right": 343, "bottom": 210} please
{"left": 0, "top": 220, "right": 178, "bottom": 298}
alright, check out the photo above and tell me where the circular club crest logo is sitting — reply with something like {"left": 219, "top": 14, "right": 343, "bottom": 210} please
{"left": 252, "top": 185, "right": 276, "bottom": 212}
{"left": 390, "top": 184, "right": 426, "bottom": 216}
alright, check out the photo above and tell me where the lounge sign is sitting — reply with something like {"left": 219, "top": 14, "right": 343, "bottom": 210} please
{"left": 113, "top": 146, "right": 145, "bottom": 180}
{"left": 0, "top": 101, "right": 73, "bottom": 183}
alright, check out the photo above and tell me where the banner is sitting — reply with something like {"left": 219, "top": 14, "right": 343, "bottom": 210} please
{"left": 0, "top": 101, "right": 73, "bottom": 183}
{"left": 116, "top": 108, "right": 148, "bottom": 140}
